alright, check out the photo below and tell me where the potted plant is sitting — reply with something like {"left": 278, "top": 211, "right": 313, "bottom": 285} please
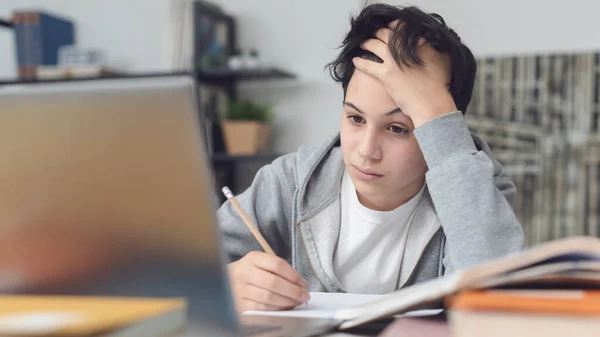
{"left": 222, "top": 100, "right": 274, "bottom": 155}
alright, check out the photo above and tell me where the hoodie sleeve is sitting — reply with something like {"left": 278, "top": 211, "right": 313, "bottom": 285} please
{"left": 413, "top": 111, "right": 525, "bottom": 273}
{"left": 216, "top": 154, "right": 297, "bottom": 264}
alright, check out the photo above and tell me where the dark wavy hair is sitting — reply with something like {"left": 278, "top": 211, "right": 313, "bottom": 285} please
{"left": 326, "top": 4, "right": 476, "bottom": 114}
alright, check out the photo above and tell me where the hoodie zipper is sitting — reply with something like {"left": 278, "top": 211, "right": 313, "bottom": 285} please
{"left": 296, "top": 222, "right": 327, "bottom": 291}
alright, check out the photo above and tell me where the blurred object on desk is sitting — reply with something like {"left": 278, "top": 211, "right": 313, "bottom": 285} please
{"left": 0, "top": 295, "right": 185, "bottom": 337}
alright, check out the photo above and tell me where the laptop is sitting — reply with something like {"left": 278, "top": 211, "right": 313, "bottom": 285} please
{"left": 0, "top": 74, "right": 338, "bottom": 336}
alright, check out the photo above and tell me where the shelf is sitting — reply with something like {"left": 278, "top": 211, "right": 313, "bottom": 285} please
{"left": 0, "top": 72, "right": 177, "bottom": 86}
{"left": 0, "top": 68, "right": 296, "bottom": 86}
{"left": 196, "top": 67, "right": 295, "bottom": 84}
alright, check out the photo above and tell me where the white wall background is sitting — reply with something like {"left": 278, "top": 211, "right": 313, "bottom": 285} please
{"left": 379, "top": 0, "right": 600, "bottom": 57}
{"left": 2, "top": 0, "right": 600, "bottom": 152}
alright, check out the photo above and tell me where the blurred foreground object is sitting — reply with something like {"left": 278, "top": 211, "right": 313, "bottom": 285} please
{"left": 0, "top": 226, "right": 120, "bottom": 293}
{"left": 0, "top": 296, "right": 185, "bottom": 337}
{"left": 0, "top": 74, "right": 239, "bottom": 336}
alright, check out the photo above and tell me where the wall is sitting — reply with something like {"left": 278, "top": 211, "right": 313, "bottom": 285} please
{"left": 379, "top": 0, "right": 600, "bottom": 57}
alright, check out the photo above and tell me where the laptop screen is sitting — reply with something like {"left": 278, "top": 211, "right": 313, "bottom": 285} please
{"left": 0, "top": 74, "right": 239, "bottom": 335}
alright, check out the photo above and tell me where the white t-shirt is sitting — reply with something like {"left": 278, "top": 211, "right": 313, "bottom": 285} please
{"left": 333, "top": 170, "right": 425, "bottom": 294}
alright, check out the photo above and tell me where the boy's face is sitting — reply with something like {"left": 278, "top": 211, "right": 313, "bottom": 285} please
{"left": 340, "top": 70, "right": 427, "bottom": 211}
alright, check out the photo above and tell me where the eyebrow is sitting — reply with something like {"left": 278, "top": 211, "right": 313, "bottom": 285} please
{"left": 344, "top": 102, "right": 402, "bottom": 116}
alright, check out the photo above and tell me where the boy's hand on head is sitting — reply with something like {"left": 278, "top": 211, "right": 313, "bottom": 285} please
{"left": 227, "top": 251, "right": 310, "bottom": 313}
{"left": 352, "top": 21, "right": 458, "bottom": 128}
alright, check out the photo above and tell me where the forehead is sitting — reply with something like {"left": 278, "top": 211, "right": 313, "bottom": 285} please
{"left": 344, "top": 71, "right": 413, "bottom": 122}
{"left": 345, "top": 71, "right": 397, "bottom": 110}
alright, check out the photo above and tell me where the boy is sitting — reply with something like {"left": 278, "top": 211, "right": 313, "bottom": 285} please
{"left": 217, "top": 4, "right": 524, "bottom": 313}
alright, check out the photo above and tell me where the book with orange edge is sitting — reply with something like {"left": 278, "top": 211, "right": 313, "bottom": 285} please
{"left": 446, "top": 290, "right": 600, "bottom": 337}
{"left": 0, "top": 295, "right": 187, "bottom": 337}
{"left": 446, "top": 289, "right": 600, "bottom": 316}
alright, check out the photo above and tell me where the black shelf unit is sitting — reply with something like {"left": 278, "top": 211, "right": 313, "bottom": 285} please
{"left": 191, "top": 2, "right": 295, "bottom": 196}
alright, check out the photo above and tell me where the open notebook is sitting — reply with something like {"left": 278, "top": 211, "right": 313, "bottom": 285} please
{"left": 243, "top": 292, "right": 442, "bottom": 319}
{"left": 254, "top": 236, "right": 600, "bottom": 330}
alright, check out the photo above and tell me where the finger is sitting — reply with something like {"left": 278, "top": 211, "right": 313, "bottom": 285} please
{"left": 250, "top": 252, "right": 307, "bottom": 287}
{"left": 361, "top": 38, "right": 389, "bottom": 61}
{"left": 352, "top": 57, "right": 384, "bottom": 79}
{"left": 375, "top": 28, "right": 391, "bottom": 45}
{"left": 243, "top": 284, "right": 302, "bottom": 309}
{"left": 240, "top": 299, "right": 283, "bottom": 312}
{"left": 245, "top": 268, "right": 308, "bottom": 303}
{"left": 388, "top": 19, "right": 401, "bottom": 30}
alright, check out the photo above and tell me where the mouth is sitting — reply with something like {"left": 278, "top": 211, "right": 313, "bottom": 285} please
{"left": 352, "top": 165, "right": 384, "bottom": 181}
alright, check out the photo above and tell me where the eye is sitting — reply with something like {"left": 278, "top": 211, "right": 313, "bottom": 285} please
{"left": 348, "top": 115, "right": 365, "bottom": 124}
{"left": 388, "top": 125, "right": 409, "bottom": 135}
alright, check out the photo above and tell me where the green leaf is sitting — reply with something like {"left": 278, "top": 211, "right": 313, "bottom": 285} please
{"left": 226, "top": 100, "right": 274, "bottom": 122}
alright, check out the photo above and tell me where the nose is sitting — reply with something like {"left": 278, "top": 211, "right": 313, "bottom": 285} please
{"left": 357, "top": 129, "right": 382, "bottom": 161}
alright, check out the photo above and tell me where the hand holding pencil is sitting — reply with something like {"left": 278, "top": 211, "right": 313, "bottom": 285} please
{"left": 222, "top": 186, "right": 311, "bottom": 313}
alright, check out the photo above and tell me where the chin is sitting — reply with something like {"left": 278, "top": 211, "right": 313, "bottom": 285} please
{"left": 352, "top": 178, "right": 386, "bottom": 196}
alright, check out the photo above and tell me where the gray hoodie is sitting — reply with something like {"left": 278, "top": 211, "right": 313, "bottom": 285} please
{"left": 217, "top": 111, "right": 524, "bottom": 293}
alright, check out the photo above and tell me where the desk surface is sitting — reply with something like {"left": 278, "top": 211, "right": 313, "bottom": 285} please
{"left": 178, "top": 316, "right": 449, "bottom": 337}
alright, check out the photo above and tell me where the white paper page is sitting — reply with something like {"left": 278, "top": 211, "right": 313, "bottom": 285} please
{"left": 242, "top": 292, "right": 442, "bottom": 319}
